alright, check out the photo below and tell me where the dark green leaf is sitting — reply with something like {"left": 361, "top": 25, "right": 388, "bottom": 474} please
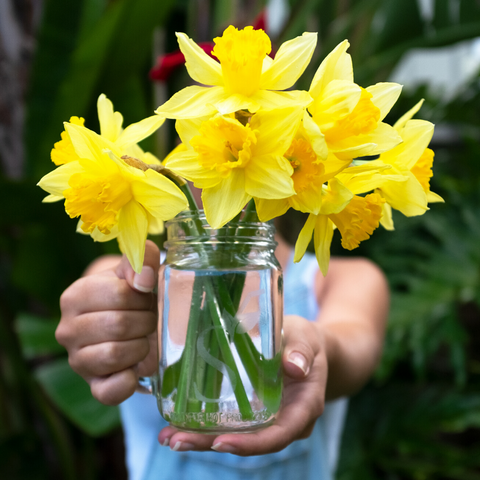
{"left": 35, "top": 358, "right": 120, "bottom": 436}
{"left": 14, "top": 313, "right": 64, "bottom": 358}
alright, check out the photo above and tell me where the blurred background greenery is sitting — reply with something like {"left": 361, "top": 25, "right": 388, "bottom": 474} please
{"left": 1, "top": 0, "right": 480, "bottom": 478}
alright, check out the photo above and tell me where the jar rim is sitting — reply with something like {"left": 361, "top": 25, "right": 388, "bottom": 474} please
{"left": 165, "top": 210, "right": 275, "bottom": 230}
{"left": 164, "top": 210, "right": 277, "bottom": 248}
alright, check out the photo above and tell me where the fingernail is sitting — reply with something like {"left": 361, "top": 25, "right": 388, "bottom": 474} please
{"left": 161, "top": 438, "right": 170, "bottom": 447}
{"left": 133, "top": 266, "right": 155, "bottom": 293}
{"left": 288, "top": 352, "right": 309, "bottom": 376}
{"left": 171, "top": 441, "right": 195, "bottom": 452}
{"left": 211, "top": 442, "right": 238, "bottom": 454}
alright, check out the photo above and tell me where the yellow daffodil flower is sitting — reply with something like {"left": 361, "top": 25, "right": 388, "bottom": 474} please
{"left": 293, "top": 161, "right": 401, "bottom": 274}
{"left": 165, "top": 107, "right": 304, "bottom": 227}
{"left": 307, "top": 40, "right": 403, "bottom": 160}
{"left": 51, "top": 94, "right": 165, "bottom": 166}
{"left": 373, "top": 100, "right": 444, "bottom": 230}
{"left": 253, "top": 121, "right": 352, "bottom": 221}
{"left": 155, "top": 25, "right": 315, "bottom": 119}
{"left": 45, "top": 94, "right": 166, "bottom": 206}
{"left": 38, "top": 123, "right": 188, "bottom": 273}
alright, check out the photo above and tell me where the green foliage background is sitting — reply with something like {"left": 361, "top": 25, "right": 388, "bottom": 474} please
{"left": 1, "top": 0, "right": 480, "bottom": 478}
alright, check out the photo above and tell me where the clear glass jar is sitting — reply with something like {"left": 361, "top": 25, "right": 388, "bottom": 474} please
{"left": 155, "top": 211, "right": 283, "bottom": 433}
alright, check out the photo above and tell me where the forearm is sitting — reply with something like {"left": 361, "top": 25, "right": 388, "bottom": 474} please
{"left": 320, "top": 320, "right": 384, "bottom": 400}
{"left": 315, "top": 257, "right": 389, "bottom": 400}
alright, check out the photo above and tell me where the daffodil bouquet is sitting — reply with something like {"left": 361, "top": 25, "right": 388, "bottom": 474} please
{"left": 38, "top": 26, "right": 442, "bottom": 432}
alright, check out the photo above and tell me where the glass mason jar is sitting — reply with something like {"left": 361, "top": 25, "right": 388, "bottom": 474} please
{"left": 150, "top": 210, "right": 283, "bottom": 434}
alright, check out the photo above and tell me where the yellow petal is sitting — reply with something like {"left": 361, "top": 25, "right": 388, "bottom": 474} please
{"left": 331, "top": 122, "right": 402, "bottom": 160}
{"left": 261, "top": 55, "right": 273, "bottom": 73}
{"left": 294, "top": 213, "right": 317, "bottom": 263}
{"left": 394, "top": 99, "right": 424, "bottom": 130}
{"left": 254, "top": 197, "right": 290, "bottom": 222}
{"left": 116, "top": 115, "right": 165, "bottom": 150}
{"left": 131, "top": 169, "right": 188, "bottom": 220}
{"left": 339, "top": 164, "right": 408, "bottom": 195}
{"left": 65, "top": 122, "right": 114, "bottom": 167}
{"left": 37, "top": 161, "right": 84, "bottom": 197}
{"left": 309, "top": 40, "right": 352, "bottom": 99}
{"left": 260, "top": 32, "right": 317, "bottom": 90}
{"left": 309, "top": 79, "right": 361, "bottom": 129}
{"left": 378, "top": 173, "right": 428, "bottom": 216}
{"left": 176, "top": 32, "right": 223, "bottom": 86}
{"left": 313, "top": 215, "right": 334, "bottom": 276}
{"left": 42, "top": 194, "right": 64, "bottom": 203}
{"left": 147, "top": 213, "right": 165, "bottom": 235}
{"left": 341, "top": 160, "right": 393, "bottom": 175}
{"left": 366, "top": 83, "right": 402, "bottom": 121}
{"left": 51, "top": 117, "right": 85, "bottom": 166}
{"left": 202, "top": 171, "right": 251, "bottom": 228}
{"left": 379, "top": 200, "right": 394, "bottom": 231}
{"left": 155, "top": 85, "right": 225, "bottom": 119}
{"left": 397, "top": 120, "right": 434, "bottom": 171}
{"left": 176, "top": 117, "right": 212, "bottom": 147}
{"left": 302, "top": 111, "right": 328, "bottom": 160}
{"left": 118, "top": 200, "right": 148, "bottom": 274}
{"left": 289, "top": 184, "right": 323, "bottom": 215}
{"left": 245, "top": 154, "right": 295, "bottom": 199}
{"left": 215, "top": 93, "right": 260, "bottom": 115}
{"left": 251, "top": 89, "right": 313, "bottom": 111}
{"left": 321, "top": 152, "right": 352, "bottom": 180}
{"left": 97, "top": 94, "right": 123, "bottom": 142}
{"left": 165, "top": 149, "right": 220, "bottom": 189}
{"left": 320, "top": 178, "right": 353, "bottom": 215}
{"left": 251, "top": 107, "right": 304, "bottom": 157}
{"left": 427, "top": 191, "right": 444, "bottom": 203}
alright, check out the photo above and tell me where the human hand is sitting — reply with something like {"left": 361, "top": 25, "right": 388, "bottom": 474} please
{"left": 56, "top": 241, "right": 160, "bottom": 405}
{"left": 157, "top": 314, "right": 327, "bottom": 455}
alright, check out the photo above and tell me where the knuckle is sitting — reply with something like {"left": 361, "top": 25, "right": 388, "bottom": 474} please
{"left": 59, "top": 286, "right": 75, "bottom": 313}
{"left": 91, "top": 371, "right": 137, "bottom": 406}
{"left": 110, "top": 280, "right": 137, "bottom": 308}
{"left": 136, "top": 338, "right": 151, "bottom": 361}
{"left": 90, "top": 381, "right": 114, "bottom": 405}
{"left": 101, "top": 342, "right": 125, "bottom": 369}
{"left": 67, "top": 353, "right": 83, "bottom": 376}
{"left": 55, "top": 322, "right": 69, "bottom": 347}
{"left": 104, "top": 311, "right": 129, "bottom": 340}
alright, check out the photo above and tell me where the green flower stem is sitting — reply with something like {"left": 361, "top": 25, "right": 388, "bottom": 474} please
{"left": 172, "top": 185, "right": 276, "bottom": 421}
{"left": 173, "top": 276, "right": 203, "bottom": 416}
{"left": 203, "top": 279, "right": 254, "bottom": 420}
{"left": 173, "top": 183, "right": 253, "bottom": 420}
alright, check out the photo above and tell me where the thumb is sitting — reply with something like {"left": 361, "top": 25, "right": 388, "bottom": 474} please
{"left": 115, "top": 240, "right": 161, "bottom": 293}
{"left": 282, "top": 315, "right": 318, "bottom": 379}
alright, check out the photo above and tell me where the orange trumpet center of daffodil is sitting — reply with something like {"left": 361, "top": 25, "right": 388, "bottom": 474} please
{"left": 329, "top": 193, "right": 384, "bottom": 250}
{"left": 285, "top": 138, "right": 325, "bottom": 193}
{"left": 212, "top": 25, "right": 271, "bottom": 97}
{"left": 324, "top": 88, "right": 380, "bottom": 145}
{"left": 411, "top": 147, "right": 434, "bottom": 193}
{"left": 64, "top": 170, "right": 132, "bottom": 235}
{"left": 191, "top": 116, "right": 257, "bottom": 177}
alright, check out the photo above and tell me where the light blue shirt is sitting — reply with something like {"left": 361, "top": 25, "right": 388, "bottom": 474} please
{"left": 120, "top": 253, "right": 348, "bottom": 480}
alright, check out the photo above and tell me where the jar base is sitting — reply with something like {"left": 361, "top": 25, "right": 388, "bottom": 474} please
{"left": 170, "top": 416, "right": 276, "bottom": 435}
